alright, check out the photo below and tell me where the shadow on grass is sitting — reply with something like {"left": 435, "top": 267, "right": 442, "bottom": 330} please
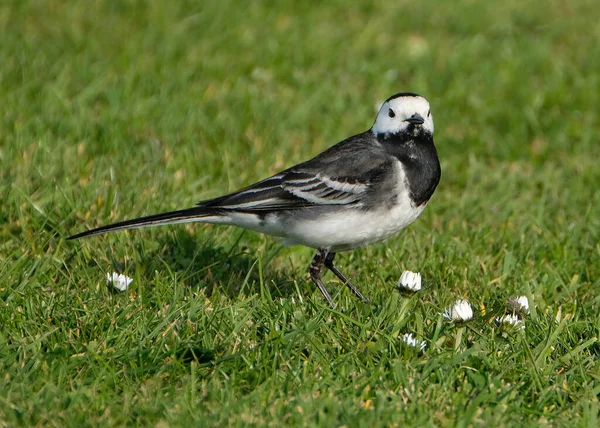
{"left": 151, "top": 229, "right": 303, "bottom": 301}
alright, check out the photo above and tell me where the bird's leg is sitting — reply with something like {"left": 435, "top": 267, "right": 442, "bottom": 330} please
{"left": 309, "top": 248, "right": 334, "bottom": 307}
{"left": 324, "top": 252, "right": 370, "bottom": 303}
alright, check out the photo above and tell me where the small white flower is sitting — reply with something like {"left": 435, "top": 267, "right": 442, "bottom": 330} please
{"left": 495, "top": 314, "right": 525, "bottom": 331}
{"left": 443, "top": 299, "right": 473, "bottom": 322}
{"left": 107, "top": 272, "right": 133, "bottom": 291}
{"left": 400, "top": 333, "right": 427, "bottom": 351}
{"left": 397, "top": 270, "right": 422, "bottom": 292}
{"left": 508, "top": 296, "right": 530, "bottom": 315}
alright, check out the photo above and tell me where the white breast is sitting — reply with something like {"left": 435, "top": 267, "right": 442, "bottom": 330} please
{"left": 281, "top": 160, "right": 426, "bottom": 251}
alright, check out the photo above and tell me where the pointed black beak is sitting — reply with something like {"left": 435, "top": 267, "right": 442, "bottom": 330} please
{"left": 404, "top": 113, "right": 425, "bottom": 125}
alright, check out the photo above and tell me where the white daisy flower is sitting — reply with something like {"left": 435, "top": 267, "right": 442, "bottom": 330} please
{"left": 400, "top": 333, "right": 427, "bottom": 351}
{"left": 495, "top": 313, "right": 525, "bottom": 331}
{"left": 443, "top": 299, "right": 473, "bottom": 322}
{"left": 107, "top": 272, "right": 133, "bottom": 292}
{"left": 508, "top": 296, "right": 530, "bottom": 315}
{"left": 397, "top": 270, "right": 422, "bottom": 292}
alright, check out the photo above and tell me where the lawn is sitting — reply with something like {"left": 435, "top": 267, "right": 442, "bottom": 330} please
{"left": 1, "top": 0, "right": 599, "bottom": 425}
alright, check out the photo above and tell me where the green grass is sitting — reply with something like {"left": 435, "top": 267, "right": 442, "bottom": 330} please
{"left": 1, "top": 0, "right": 599, "bottom": 425}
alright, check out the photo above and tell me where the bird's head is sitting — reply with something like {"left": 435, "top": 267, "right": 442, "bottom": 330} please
{"left": 371, "top": 93, "right": 434, "bottom": 139}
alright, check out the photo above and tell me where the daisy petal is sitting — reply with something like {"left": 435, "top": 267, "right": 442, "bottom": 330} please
{"left": 107, "top": 272, "right": 133, "bottom": 292}
{"left": 397, "top": 270, "right": 422, "bottom": 292}
{"left": 443, "top": 299, "right": 473, "bottom": 322}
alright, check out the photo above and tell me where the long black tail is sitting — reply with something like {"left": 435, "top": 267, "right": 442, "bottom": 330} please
{"left": 68, "top": 207, "right": 222, "bottom": 240}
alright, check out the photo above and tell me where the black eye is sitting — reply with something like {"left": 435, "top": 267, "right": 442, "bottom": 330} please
{"left": 427, "top": 109, "right": 431, "bottom": 117}
{"left": 388, "top": 109, "right": 395, "bottom": 118}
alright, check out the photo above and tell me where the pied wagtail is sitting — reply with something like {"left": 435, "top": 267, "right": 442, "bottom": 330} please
{"left": 69, "top": 92, "right": 441, "bottom": 306}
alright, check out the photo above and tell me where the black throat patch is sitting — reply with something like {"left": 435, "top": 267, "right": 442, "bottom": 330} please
{"left": 377, "top": 131, "right": 441, "bottom": 206}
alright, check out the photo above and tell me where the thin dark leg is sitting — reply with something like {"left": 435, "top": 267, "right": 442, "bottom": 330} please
{"left": 309, "top": 248, "right": 334, "bottom": 307}
{"left": 324, "top": 252, "right": 370, "bottom": 303}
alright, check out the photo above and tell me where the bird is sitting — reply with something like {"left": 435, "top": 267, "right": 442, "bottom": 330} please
{"left": 69, "top": 92, "right": 441, "bottom": 307}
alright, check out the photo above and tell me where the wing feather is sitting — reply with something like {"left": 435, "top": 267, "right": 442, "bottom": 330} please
{"left": 197, "top": 132, "right": 390, "bottom": 212}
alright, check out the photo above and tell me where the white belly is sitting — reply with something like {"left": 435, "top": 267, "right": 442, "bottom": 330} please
{"left": 281, "top": 161, "right": 426, "bottom": 250}
{"left": 282, "top": 200, "right": 425, "bottom": 251}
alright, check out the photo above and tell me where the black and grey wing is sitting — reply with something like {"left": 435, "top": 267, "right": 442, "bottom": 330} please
{"left": 199, "top": 132, "right": 392, "bottom": 212}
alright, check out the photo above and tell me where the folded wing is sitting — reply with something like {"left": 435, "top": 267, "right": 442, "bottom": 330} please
{"left": 199, "top": 133, "right": 390, "bottom": 212}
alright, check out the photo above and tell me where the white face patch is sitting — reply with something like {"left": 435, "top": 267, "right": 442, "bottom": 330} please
{"left": 371, "top": 95, "right": 434, "bottom": 137}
